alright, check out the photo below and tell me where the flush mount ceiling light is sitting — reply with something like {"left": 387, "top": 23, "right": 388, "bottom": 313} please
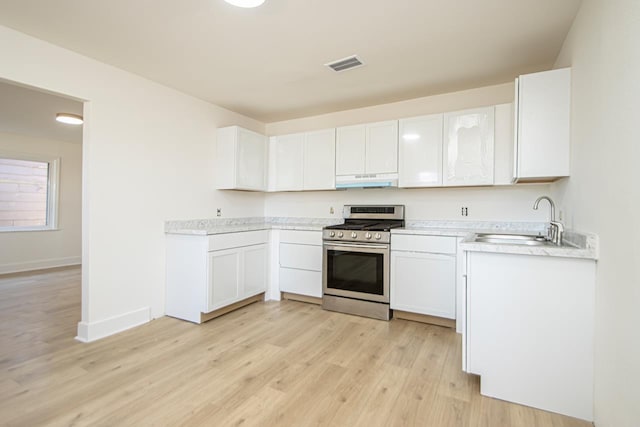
{"left": 224, "top": 0, "right": 265, "bottom": 8}
{"left": 55, "top": 113, "right": 83, "bottom": 125}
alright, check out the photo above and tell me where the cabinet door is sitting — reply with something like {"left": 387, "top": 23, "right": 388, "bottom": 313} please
{"left": 516, "top": 68, "right": 570, "bottom": 180}
{"left": 493, "top": 103, "right": 515, "bottom": 186}
{"left": 398, "top": 114, "right": 443, "bottom": 187}
{"left": 390, "top": 251, "right": 456, "bottom": 318}
{"left": 236, "top": 128, "right": 267, "bottom": 190}
{"left": 272, "top": 133, "right": 304, "bottom": 191}
{"left": 207, "top": 248, "right": 240, "bottom": 312}
{"left": 304, "top": 129, "right": 336, "bottom": 190}
{"left": 443, "top": 107, "right": 494, "bottom": 186}
{"left": 336, "top": 125, "right": 366, "bottom": 175}
{"left": 366, "top": 120, "right": 398, "bottom": 174}
{"left": 243, "top": 244, "right": 268, "bottom": 297}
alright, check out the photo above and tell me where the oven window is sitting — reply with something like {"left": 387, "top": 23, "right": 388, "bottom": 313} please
{"left": 326, "top": 250, "right": 384, "bottom": 295}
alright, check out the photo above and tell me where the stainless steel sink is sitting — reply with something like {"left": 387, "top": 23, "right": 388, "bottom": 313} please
{"left": 473, "top": 233, "right": 554, "bottom": 246}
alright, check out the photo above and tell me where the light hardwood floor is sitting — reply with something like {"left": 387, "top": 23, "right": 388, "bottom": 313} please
{"left": 0, "top": 267, "right": 592, "bottom": 427}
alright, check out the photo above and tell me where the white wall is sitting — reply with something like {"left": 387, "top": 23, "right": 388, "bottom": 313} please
{"left": 265, "top": 84, "right": 551, "bottom": 222}
{"left": 0, "top": 132, "right": 81, "bottom": 273}
{"left": 0, "top": 25, "right": 265, "bottom": 341}
{"left": 266, "top": 186, "right": 550, "bottom": 222}
{"left": 552, "top": 1, "right": 640, "bottom": 426}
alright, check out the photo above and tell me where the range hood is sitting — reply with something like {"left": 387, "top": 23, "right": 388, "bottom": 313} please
{"left": 335, "top": 173, "right": 398, "bottom": 189}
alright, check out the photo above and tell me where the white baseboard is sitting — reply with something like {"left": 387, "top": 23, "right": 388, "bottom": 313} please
{"left": 0, "top": 256, "right": 81, "bottom": 275}
{"left": 76, "top": 307, "right": 150, "bottom": 343}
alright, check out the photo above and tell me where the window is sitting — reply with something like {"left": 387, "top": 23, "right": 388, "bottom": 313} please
{"left": 0, "top": 154, "right": 59, "bottom": 232}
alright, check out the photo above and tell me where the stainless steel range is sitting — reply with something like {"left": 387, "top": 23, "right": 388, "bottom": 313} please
{"left": 322, "top": 205, "right": 405, "bottom": 320}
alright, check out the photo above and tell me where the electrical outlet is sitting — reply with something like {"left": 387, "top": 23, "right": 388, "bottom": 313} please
{"left": 559, "top": 210, "right": 564, "bottom": 221}
{"left": 461, "top": 206, "right": 469, "bottom": 217}
{"left": 329, "top": 206, "right": 334, "bottom": 215}
{"left": 216, "top": 208, "right": 222, "bottom": 217}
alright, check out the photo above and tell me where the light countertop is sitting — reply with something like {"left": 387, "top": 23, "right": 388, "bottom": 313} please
{"left": 165, "top": 217, "right": 598, "bottom": 260}
{"left": 164, "top": 217, "right": 342, "bottom": 235}
{"left": 459, "top": 230, "right": 598, "bottom": 260}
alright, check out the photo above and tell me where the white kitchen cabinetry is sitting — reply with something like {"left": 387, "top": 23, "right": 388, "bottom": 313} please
{"left": 207, "top": 248, "right": 240, "bottom": 310}
{"left": 366, "top": 121, "right": 399, "bottom": 174}
{"left": 269, "top": 133, "right": 304, "bottom": 191}
{"left": 493, "top": 103, "right": 515, "bottom": 186}
{"left": 398, "top": 114, "right": 444, "bottom": 187}
{"left": 336, "top": 125, "right": 366, "bottom": 175}
{"left": 278, "top": 230, "right": 323, "bottom": 298}
{"left": 303, "top": 129, "right": 336, "bottom": 190}
{"left": 390, "top": 234, "right": 457, "bottom": 319}
{"left": 269, "top": 129, "right": 336, "bottom": 191}
{"left": 465, "top": 251, "right": 595, "bottom": 421}
{"left": 336, "top": 120, "right": 398, "bottom": 176}
{"left": 514, "top": 68, "right": 571, "bottom": 182}
{"left": 166, "top": 230, "right": 268, "bottom": 323}
{"left": 215, "top": 126, "right": 267, "bottom": 191}
{"left": 443, "top": 107, "right": 495, "bottom": 186}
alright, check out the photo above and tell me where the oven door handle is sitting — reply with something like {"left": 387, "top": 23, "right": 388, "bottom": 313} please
{"left": 324, "top": 242, "right": 388, "bottom": 250}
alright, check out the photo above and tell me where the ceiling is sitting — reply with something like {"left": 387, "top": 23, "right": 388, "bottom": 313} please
{"left": 0, "top": 80, "right": 83, "bottom": 144}
{"left": 0, "top": 0, "right": 581, "bottom": 123}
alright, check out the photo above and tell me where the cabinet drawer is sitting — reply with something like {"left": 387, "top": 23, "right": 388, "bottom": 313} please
{"left": 208, "top": 230, "right": 269, "bottom": 251}
{"left": 391, "top": 234, "right": 456, "bottom": 254}
{"left": 279, "top": 230, "right": 322, "bottom": 245}
{"left": 279, "top": 268, "right": 322, "bottom": 298}
{"left": 280, "top": 243, "right": 322, "bottom": 271}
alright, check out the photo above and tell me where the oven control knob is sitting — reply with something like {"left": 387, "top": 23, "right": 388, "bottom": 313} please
{"left": 329, "top": 231, "right": 335, "bottom": 238}
{"left": 365, "top": 232, "right": 372, "bottom": 239}
{"left": 374, "top": 233, "right": 382, "bottom": 240}
{"left": 337, "top": 231, "right": 344, "bottom": 238}
{"left": 351, "top": 232, "right": 358, "bottom": 238}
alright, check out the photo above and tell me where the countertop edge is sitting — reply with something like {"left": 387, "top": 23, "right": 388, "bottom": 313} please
{"left": 459, "top": 236, "right": 598, "bottom": 261}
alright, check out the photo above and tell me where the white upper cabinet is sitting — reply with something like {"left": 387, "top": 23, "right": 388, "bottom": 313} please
{"left": 336, "top": 124, "right": 366, "bottom": 175}
{"left": 493, "top": 103, "right": 515, "bottom": 186}
{"left": 398, "top": 114, "right": 443, "bottom": 187}
{"left": 443, "top": 107, "right": 495, "bottom": 187}
{"left": 514, "top": 68, "right": 571, "bottom": 182}
{"left": 269, "top": 133, "right": 304, "bottom": 191}
{"left": 366, "top": 121, "right": 399, "bottom": 174}
{"left": 336, "top": 120, "right": 398, "bottom": 176}
{"left": 269, "top": 128, "right": 336, "bottom": 192}
{"left": 216, "top": 126, "right": 267, "bottom": 191}
{"left": 303, "top": 128, "right": 336, "bottom": 190}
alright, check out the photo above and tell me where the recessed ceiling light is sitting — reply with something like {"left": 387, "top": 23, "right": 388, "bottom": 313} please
{"left": 224, "top": 0, "right": 265, "bottom": 8}
{"left": 56, "top": 113, "right": 83, "bottom": 125}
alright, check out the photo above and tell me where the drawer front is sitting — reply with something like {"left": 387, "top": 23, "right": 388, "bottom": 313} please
{"left": 391, "top": 234, "right": 457, "bottom": 254}
{"left": 280, "top": 243, "right": 322, "bottom": 271}
{"left": 208, "top": 230, "right": 269, "bottom": 251}
{"left": 279, "top": 268, "right": 322, "bottom": 298}
{"left": 279, "top": 230, "right": 322, "bottom": 245}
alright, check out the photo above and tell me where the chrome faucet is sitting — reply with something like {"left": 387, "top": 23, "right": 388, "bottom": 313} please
{"left": 533, "top": 196, "right": 564, "bottom": 245}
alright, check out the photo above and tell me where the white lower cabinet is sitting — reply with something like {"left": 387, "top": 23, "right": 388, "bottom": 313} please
{"left": 464, "top": 251, "right": 595, "bottom": 421}
{"left": 390, "top": 234, "right": 457, "bottom": 319}
{"left": 207, "top": 243, "right": 268, "bottom": 312}
{"left": 166, "top": 230, "right": 268, "bottom": 323}
{"left": 243, "top": 244, "right": 269, "bottom": 296}
{"left": 207, "top": 248, "right": 241, "bottom": 311}
{"left": 278, "top": 230, "right": 323, "bottom": 298}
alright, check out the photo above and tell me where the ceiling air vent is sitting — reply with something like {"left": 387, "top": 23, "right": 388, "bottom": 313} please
{"left": 325, "top": 55, "right": 364, "bottom": 72}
